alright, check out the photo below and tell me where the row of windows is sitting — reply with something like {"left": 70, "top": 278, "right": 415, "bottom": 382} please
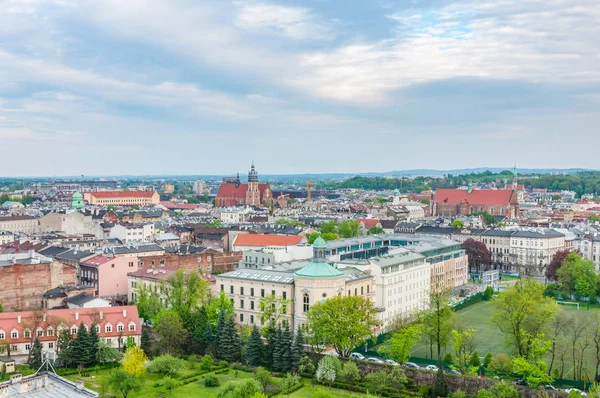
{"left": 0, "top": 322, "right": 136, "bottom": 340}
{"left": 222, "top": 285, "right": 287, "bottom": 300}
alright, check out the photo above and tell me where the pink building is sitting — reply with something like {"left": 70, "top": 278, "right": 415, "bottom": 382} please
{"left": 80, "top": 255, "right": 138, "bottom": 300}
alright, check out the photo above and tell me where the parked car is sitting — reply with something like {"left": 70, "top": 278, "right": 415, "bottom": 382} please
{"left": 403, "top": 362, "right": 420, "bottom": 369}
{"left": 544, "top": 385, "right": 558, "bottom": 391}
{"left": 384, "top": 359, "right": 399, "bottom": 366}
{"left": 516, "top": 380, "right": 528, "bottom": 386}
{"left": 444, "top": 368, "right": 461, "bottom": 375}
{"left": 425, "top": 365, "right": 439, "bottom": 372}
{"left": 349, "top": 353, "right": 365, "bottom": 360}
{"left": 565, "top": 388, "right": 587, "bottom": 396}
{"left": 367, "top": 357, "right": 384, "bottom": 364}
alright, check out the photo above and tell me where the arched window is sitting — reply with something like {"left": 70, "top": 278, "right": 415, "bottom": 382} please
{"left": 303, "top": 293, "right": 310, "bottom": 313}
{"left": 490, "top": 208, "right": 494, "bottom": 215}
{"left": 469, "top": 207, "right": 473, "bottom": 214}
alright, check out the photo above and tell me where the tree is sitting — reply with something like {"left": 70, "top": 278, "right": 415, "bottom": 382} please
{"left": 134, "top": 283, "right": 162, "bottom": 321}
{"left": 492, "top": 279, "right": 559, "bottom": 359}
{"left": 72, "top": 322, "right": 91, "bottom": 367}
{"left": 108, "top": 369, "right": 141, "bottom": 398}
{"left": 511, "top": 356, "right": 553, "bottom": 388}
{"left": 483, "top": 352, "right": 493, "bottom": 368}
{"left": 97, "top": 339, "right": 120, "bottom": 364}
{"left": 207, "top": 290, "right": 235, "bottom": 326}
{"left": 217, "top": 313, "right": 242, "bottom": 362}
{"left": 58, "top": 330, "right": 74, "bottom": 367}
{"left": 545, "top": 249, "right": 572, "bottom": 281}
{"left": 476, "top": 381, "right": 519, "bottom": 398}
{"left": 277, "top": 322, "right": 293, "bottom": 372}
{"left": 259, "top": 294, "right": 291, "bottom": 333}
{"left": 88, "top": 323, "right": 100, "bottom": 365}
{"left": 461, "top": 238, "right": 492, "bottom": 273}
{"left": 339, "top": 361, "right": 360, "bottom": 384}
{"left": 161, "top": 376, "right": 181, "bottom": 395}
{"left": 337, "top": 220, "right": 360, "bottom": 238}
{"left": 280, "top": 373, "right": 300, "bottom": 395}
{"left": 154, "top": 310, "right": 188, "bottom": 354}
{"left": 319, "top": 221, "right": 337, "bottom": 234}
{"left": 271, "top": 325, "right": 283, "bottom": 371}
{"left": 365, "top": 370, "right": 388, "bottom": 395}
{"left": 557, "top": 253, "right": 597, "bottom": 299}
{"left": 147, "top": 355, "right": 186, "bottom": 376}
{"left": 28, "top": 338, "right": 43, "bottom": 370}
{"left": 367, "top": 226, "right": 384, "bottom": 235}
{"left": 450, "top": 220, "right": 465, "bottom": 229}
{"left": 291, "top": 328, "right": 305, "bottom": 373}
{"left": 379, "top": 323, "right": 422, "bottom": 363}
{"left": 306, "top": 295, "right": 379, "bottom": 357}
{"left": 589, "top": 214, "right": 600, "bottom": 223}
{"left": 140, "top": 330, "right": 150, "bottom": 354}
{"left": 488, "top": 353, "right": 513, "bottom": 377}
{"left": 253, "top": 367, "right": 273, "bottom": 393}
{"left": 469, "top": 351, "right": 480, "bottom": 368}
{"left": 164, "top": 270, "right": 210, "bottom": 322}
{"left": 275, "top": 218, "right": 305, "bottom": 228}
{"left": 245, "top": 325, "right": 264, "bottom": 366}
{"left": 217, "top": 379, "right": 262, "bottom": 398}
{"left": 315, "top": 356, "right": 340, "bottom": 387}
{"left": 451, "top": 328, "right": 476, "bottom": 374}
{"left": 307, "top": 231, "right": 339, "bottom": 243}
{"left": 121, "top": 346, "right": 148, "bottom": 376}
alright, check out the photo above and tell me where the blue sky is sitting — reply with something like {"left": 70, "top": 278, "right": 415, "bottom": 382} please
{"left": 0, "top": 0, "right": 599, "bottom": 176}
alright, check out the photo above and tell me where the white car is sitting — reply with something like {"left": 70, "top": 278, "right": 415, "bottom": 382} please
{"left": 349, "top": 353, "right": 365, "bottom": 360}
{"left": 425, "top": 365, "right": 439, "bottom": 372}
{"left": 366, "top": 357, "right": 384, "bottom": 364}
{"left": 565, "top": 389, "right": 587, "bottom": 396}
{"left": 384, "top": 359, "right": 400, "bottom": 366}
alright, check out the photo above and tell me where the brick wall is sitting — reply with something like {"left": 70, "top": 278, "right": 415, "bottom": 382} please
{"left": 136, "top": 250, "right": 242, "bottom": 274}
{"left": 0, "top": 261, "right": 77, "bottom": 311}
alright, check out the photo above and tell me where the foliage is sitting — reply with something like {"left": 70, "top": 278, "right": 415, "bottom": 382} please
{"left": 72, "top": 322, "right": 92, "bottom": 367}
{"left": 473, "top": 211, "right": 497, "bottom": 225}
{"left": 245, "top": 325, "right": 264, "bottom": 366}
{"left": 452, "top": 328, "right": 476, "bottom": 374}
{"left": 492, "top": 279, "right": 558, "bottom": 359}
{"left": 275, "top": 218, "right": 305, "bottom": 227}
{"left": 367, "top": 226, "right": 384, "bottom": 235}
{"left": 483, "top": 286, "right": 494, "bottom": 300}
{"left": 307, "top": 232, "right": 340, "bottom": 244}
{"left": 364, "top": 370, "right": 388, "bottom": 395}
{"left": 217, "top": 379, "right": 262, "bottom": 398}
{"left": 476, "top": 381, "right": 519, "bottom": 398}
{"left": 199, "top": 354, "right": 215, "bottom": 371}
{"left": 379, "top": 322, "right": 422, "bottom": 362}
{"left": 450, "top": 220, "right": 465, "bottom": 228}
{"left": 291, "top": 327, "right": 305, "bottom": 373}
{"left": 204, "top": 375, "right": 221, "bottom": 387}
{"left": 253, "top": 367, "right": 273, "bottom": 392}
{"left": 58, "top": 330, "right": 74, "bottom": 367}
{"left": 280, "top": 373, "right": 300, "bottom": 395}
{"left": 28, "top": 338, "right": 43, "bottom": 370}
{"left": 469, "top": 351, "right": 480, "bottom": 368}
{"left": 338, "top": 361, "right": 360, "bottom": 384}
{"left": 298, "top": 355, "right": 315, "bottom": 375}
{"left": 488, "top": 353, "right": 513, "bottom": 377}
{"left": 164, "top": 269, "right": 210, "bottom": 321}
{"left": 511, "top": 356, "right": 553, "bottom": 388}
{"left": 154, "top": 310, "right": 188, "bottom": 354}
{"left": 259, "top": 294, "right": 291, "bottom": 331}
{"left": 121, "top": 346, "right": 147, "bottom": 376}
{"left": 307, "top": 295, "right": 379, "bottom": 357}
{"left": 423, "top": 282, "right": 455, "bottom": 361}
{"left": 216, "top": 311, "right": 242, "bottom": 363}
{"left": 160, "top": 376, "right": 182, "bottom": 395}
{"left": 107, "top": 369, "right": 141, "bottom": 398}
{"left": 147, "top": 355, "right": 186, "bottom": 376}
{"left": 433, "top": 366, "right": 449, "bottom": 397}
{"left": 461, "top": 238, "right": 492, "bottom": 272}
{"left": 97, "top": 338, "right": 120, "bottom": 364}
{"left": 140, "top": 330, "right": 150, "bottom": 354}
{"left": 545, "top": 249, "right": 573, "bottom": 282}
{"left": 315, "top": 356, "right": 341, "bottom": 386}
{"left": 443, "top": 353, "right": 453, "bottom": 364}
{"left": 207, "top": 290, "right": 235, "bottom": 325}
{"left": 206, "top": 220, "right": 224, "bottom": 228}
{"left": 133, "top": 283, "right": 162, "bottom": 322}
{"left": 556, "top": 252, "right": 597, "bottom": 298}
{"left": 312, "top": 389, "right": 335, "bottom": 398}
{"left": 337, "top": 220, "right": 361, "bottom": 238}
{"left": 483, "top": 351, "right": 493, "bottom": 368}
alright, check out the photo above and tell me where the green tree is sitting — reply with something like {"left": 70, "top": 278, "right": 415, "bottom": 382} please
{"left": 483, "top": 351, "right": 493, "bottom": 368}
{"left": 469, "top": 351, "right": 480, "bottom": 368}
{"left": 207, "top": 290, "right": 235, "bottom": 325}
{"left": 512, "top": 356, "right": 553, "bottom": 388}
{"left": 451, "top": 328, "right": 476, "bottom": 374}
{"left": 365, "top": 370, "right": 388, "bottom": 395}
{"left": 161, "top": 376, "right": 181, "bottom": 395}
{"left": 259, "top": 294, "right": 290, "bottom": 333}
{"left": 140, "top": 330, "right": 150, "bottom": 354}
{"left": 271, "top": 325, "right": 283, "bottom": 371}
{"left": 280, "top": 373, "right": 300, "bottom": 395}
{"left": 367, "top": 226, "right": 384, "bottom": 235}
{"left": 589, "top": 214, "right": 600, "bottom": 223}
{"left": 88, "top": 323, "right": 100, "bottom": 365}
{"left": 276, "top": 218, "right": 305, "bottom": 228}
{"left": 379, "top": 323, "right": 422, "bottom": 363}
{"left": 557, "top": 253, "right": 596, "bottom": 299}
{"left": 277, "top": 322, "right": 293, "bottom": 373}
{"left": 134, "top": 283, "right": 161, "bottom": 321}
{"left": 488, "top": 353, "right": 513, "bottom": 377}
{"left": 253, "top": 367, "right": 272, "bottom": 393}
{"left": 319, "top": 221, "right": 337, "bottom": 234}
{"left": 96, "top": 339, "right": 120, "bottom": 364}
{"left": 339, "top": 361, "right": 360, "bottom": 384}
{"left": 337, "top": 220, "right": 360, "bottom": 238}
{"left": 307, "top": 232, "right": 339, "bottom": 244}
{"left": 291, "top": 328, "right": 305, "bottom": 373}
{"left": 217, "top": 313, "right": 242, "bottom": 362}
{"left": 450, "top": 220, "right": 465, "bottom": 228}
{"left": 307, "top": 295, "right": 379, "bottom": 357}
{"left": 206, "top": 220, "right": 224, "bottom": 228}
{"left": 217, "top": 379, "right": 262, "bottom": 398}
{"left": 154, "top": 310, "right": 188, "bottom": 354}
{"left": 315, "top": 356, "right": 341, "bottom": 387}
{"left": 476, "top": 381, "right": 519, "bottom": 398}
{"left": 58, "top": 330, "right": 74, "bottom": 367}
{"left": 108, "top": 369, "right": 141, "bottom": 398}
{"left": 147, "top": 355, "right": 186, "bottom": 376}
{"left": 72, "top": 322, "right": 91, "bottom": 367}
{"left": 164, "top": 270, "right": 210, "bottom": 322}
{"left": 492, "top": 279, "right": 559, "bottom": 359}
{"left": 28, "top": 338, "right": 43, "bottom": 370}
{"left": 245, "top": 325, "right": 264, "bottom": 366}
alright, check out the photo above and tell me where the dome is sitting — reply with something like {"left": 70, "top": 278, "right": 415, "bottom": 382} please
{"left": 393, "top": 188, "right": 400, "bottom": 196}
{"left": 72, "top": 191, "right": 83, "bottom": 200}
{"left": 312, "top": 232, "right": 327, "bottom": 249}
{"left": 71, "top": 191, "right": 85, "bottom": 209}
{"left": 294, "top": 261, "right": 344, "bottom": 278}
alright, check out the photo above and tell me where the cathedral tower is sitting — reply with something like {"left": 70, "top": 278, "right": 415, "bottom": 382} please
{"left": 246, "top": 161, "right": 260, "bottom": 206}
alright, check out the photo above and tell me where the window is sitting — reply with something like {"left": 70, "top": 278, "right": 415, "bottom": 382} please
{"left": 25, "top": 344, "right": 31, "bottom": 351}
{"left": 282, "top": 291, "right": 287, "bottom": 300}
{"left": 250, "top": 315, "right": 254, "bottom": 324}
{"left": 129, "top": 323, "right": 136, "bottom": 331}
{"left": 37, "top": 329, "right": 44, "bottom": 337}
{"left": 361, "top": 286, "right": 364, "bottom": 295}
{"left": 250, "top": 288, "right": 254, "bottom": 296}
{"left": 261, "top": 289, "right": 265, "bottom": 297}
{"left": 303, "top": 293, "right": 310, "bottom": 313}
{"left": 11, "top": 345, "right": 17, "bottom": 352}
{"left": 95, "top": 325, "right": 100, "bottom": 333}
{"left": 48, "top": 342, "right": 54, "bottom": 349}
{"left": 240, "top": 287, "right": 244, "bottom": 295}
{"left": 251, "top": 301, "right": 255, "bottom": 310}
{"left": 230, "top": 286, "right": 234, "bottom": 294}
{"left": 354, "top": 288, "right": 357, "bottom": 296}
{"left": 24, "top": 329, "right": 31, "bottom": 339}
{"left": 111, "top": 264, "right": 115, "bottom": 268}
{"left": 240, "top": 300, "right": 244, "bottom": 309}
{"left": 105, "top": 324, "right": 112, "bottom": 333}
{"left": 117, "top": 324, "right": 125, "bottom": 332}
{"left": 240, "top": 314, "right": 244, "bottom": 322}
{"left": 129, "top": 262, "right": 134, "bottom": 267}
{"left": 271, "top": 290, "right": 275, "bottom": 296}
{"left": 367, "top": 285, "right": 370, "bottom": 293}
{"left": 220, "top": 284, "right": 224, "bottom": 291}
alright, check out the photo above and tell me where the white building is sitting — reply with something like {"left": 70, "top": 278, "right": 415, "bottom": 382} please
{"left": 193, "top": 180, "right": 208, "bottom": 195}
{"left": 220, "top": 207, "right": 252, "bottom": 224}
{"left": 109, "top": 223, "right": 155, "bottom": 244}
{"left": 0, "top": 230, "right": 14, "bottom": 245}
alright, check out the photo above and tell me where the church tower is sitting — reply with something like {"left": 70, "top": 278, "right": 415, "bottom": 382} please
{"left": 246, "top": 161, "right": 260, "bottom": 206}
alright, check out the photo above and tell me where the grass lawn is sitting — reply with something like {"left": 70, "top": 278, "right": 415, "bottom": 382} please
{"left": 398, "top": 300, "right": 600, "bottom": 381}
{"left": 65, "top": 365, "right": 373, "bottom": 397}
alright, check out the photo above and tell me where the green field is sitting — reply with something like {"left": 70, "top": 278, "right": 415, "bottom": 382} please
{"left": 405, "top": 300, "right": 599, "bottom": 381}
{"left": 64, "top": 367, "right": 369, "bottom": 397}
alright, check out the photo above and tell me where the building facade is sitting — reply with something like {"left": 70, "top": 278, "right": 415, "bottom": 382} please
{"left": 432, "top": 188, "right": 519, "bottom": 218}
{"left": 83, "top": 191, "right": 160, "bottom": 206}
{"left": 0, "top": 215, "right": 40, "bottom": 235}
{"left": 80, "top": 255, "right": 138, "bottom": 300}
{"left": 215, "top": 163, "right": 273, "bottom": 208}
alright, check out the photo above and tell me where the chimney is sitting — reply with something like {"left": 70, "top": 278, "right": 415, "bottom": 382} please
{"left": 100, "top": 311, "right": 103, "bottom": 320}
{"left": 75, "top": 312, "right": 79, "bottom": 320}
{"left": 17, "top": 315, "right": 21, "bottom": 324}
{"left": 42, "top": 314, "right": 46, "bottom": 322}
{"left": 123, "top": 309, "right": 127, "bottom": 318}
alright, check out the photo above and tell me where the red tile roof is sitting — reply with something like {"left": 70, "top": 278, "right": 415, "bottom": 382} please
{"left": 160, "top": 202, "right": 202, "bottom": 210}
{"left": 0, "top": 306, "right": 140, "bottom": 345}
{"left": 357, "top": 218, "right": 380, "bottom": 227}
{"left": 216, "top": 183, "right": 270, "bottom": 200}
{"left": 234, "top": 234, "right": 304, "bottom": 247}
{"left": 87, "top": 191, "right": 157, "bottom": 198}
{"left": 128, "top": 267, "right": 178, "bottom": 281}
{"left": 80, "top": 255, "right": 115, "bottom": 267}
{"left": 434, "top": 189, "right": 515, "bottom": 205}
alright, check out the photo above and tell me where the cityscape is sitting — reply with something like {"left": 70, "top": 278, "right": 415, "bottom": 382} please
{"left": 1, "top": 0, "right": 599, "bottom": 398}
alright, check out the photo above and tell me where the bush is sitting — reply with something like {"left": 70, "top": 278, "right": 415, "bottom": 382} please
{"left": 147, "top": 355, "right": 186, "bottom": 376}
{"left": 469, "top": 351, "right": 480, "bottom": 368}
{"left": 214, "top": 369, "right": 230, "bottom": 375}
{"left": 254, "top": 367, "right": 273, "bottom": 392}
{"left": 182, "top": 377, "right": 198, "bottom": 385}
{"left": 488, "top": 353, "right": 513, "bottom": 377}
{"left": 219, "top": 360, "right": 229, "bottom": 368}
{"left": 483, "top": 352, "right": 493, "bottom": 368}
{"left": 449, "top": 390, "right": 469, "bottom": 398}
{"left": 204, "top": 375, "right": 220, "bottom": 387}
{"left": 365, "top": 371, "right": 388, "bottom": 395}
{"left": 443, "top": 353, "right": 453, "bottom": 364}
{"left": 315, "top": 356, "right": 341, "bottom": 385}
{"left": 339, "top": 361, "right": 360, "bottom": 384}
{"left": 483, "top": 286, "right": 494, "bottom": 300}
{"left": 298, "top": 356, "right": 315, "bottom": 375}
{"left": 199, "top": 355, "right": 215, "bottom": 372}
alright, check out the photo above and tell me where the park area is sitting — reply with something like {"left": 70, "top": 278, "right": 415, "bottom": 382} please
{"left": 403, "top": 299, "right": 600, "bottom": 382}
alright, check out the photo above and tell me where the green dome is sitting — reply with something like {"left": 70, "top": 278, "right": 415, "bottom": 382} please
{"left": 72, "top": 192, "right": 83, "bottom": 200}
{"left": 294, "top": 262, "right": 344, "bottom": 278}
{"left": 313, "top": 232, "right": 327, "bottom": 249}
{"left": 71, "top": 191, "right": 85, "bottom": 209}
{"left": 393, "top": 188, "right": 400, "bottom": 196}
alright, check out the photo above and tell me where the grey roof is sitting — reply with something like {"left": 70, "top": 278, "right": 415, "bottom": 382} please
{"left": 64, "top": 293, "right": 96, "bottom": 306}
{"left": 39, "top": 246, "right": 70, "bottom": 258}
{"left": 55, "top": 249, "right": 95, "bottom": 261}
{"left": 370, "top": 249, "right": 426, "bottom": 267}
{"left": 111, "top": 243, "right": 164, "bottom": 254}
{"left": 0, "top": 372, "right": 98, "bottom": 397}
{"left": 219, "top": 268, "right": 296, "bottom": 284}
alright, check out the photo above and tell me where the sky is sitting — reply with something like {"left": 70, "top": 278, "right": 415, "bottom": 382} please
{"left": 0, "top": 0, "right": 599, "bottom": 177}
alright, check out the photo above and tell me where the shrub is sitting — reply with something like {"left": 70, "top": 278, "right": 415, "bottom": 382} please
{"left": 315, "top": 356, "right": 341, "bottom": 386}
{"left": 160, "top": 376, "right": 182, "bottom": 394}
{"left": 488, "top": 353, "right": 513, "bottom": 377}
{"left": 280, "top": 373, "right": 301, "bottom": 395}
{"left": 199, "top": 355, "right": 215, "bottom": 372}
{"left": 483, "top": 286, "right": 494, "bottom": 300}
{"left": 147, "top": 355, "right": 186, "bottom": 376}
{"left": 313, "top": 389, "right": 335, "bottom": 398}
{"left": 253, "top": 367, "right": 273, "bottom": 392}
{"left": 219, "top": 360, "right": 229, "bottom": 368}
{"left": 443, "top": 353, "right": 453, "bottom": 364}
{"left": 217, "top": 379, "right": 262, "bottom": 398}
{"left": 339, "top": 361, "right": 360, "bottom": 384}
{"left": 298, "top": 356, "right": 315, "bottom": 375}
{"left": 469, "top": 351, "right": 480, "bottom": 368}
{"left": 450, "top": 390, "right": 469, "bottom": 398}
{"left": 483, "top": 352, "right": 493, "bottom": 368}
{"left": 365, "top": 370, "right": 387, "bottom": 395}
{"left": 204, "top": 375, "right": 220, "bottom": 387}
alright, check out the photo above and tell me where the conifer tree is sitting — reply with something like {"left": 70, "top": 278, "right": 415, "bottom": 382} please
{"left": 28, "top": 338, "right": 43, "bottom": 371}
{"left": 72, "top": 322, "right": 90, "bottom": 367}
{"left": 141, "top": 329, "right": 151, "bottom": 354}
{"left": 291, "top": 327, "right": 305, "bottom": 373}
{"left": 279, "top": 322, "right": 293, "bottom": 373}
{"left": 244, "top": 325, "right": 264, "bottom": 366}
{"left": 204, "top": 322, "right": 217, "bottom": 356}
{"left": 218, "top": 315, "right": 242, "bottom": 362}
{"left": 272, "top": 325, "right": 283, "bottom": 371}
{"left": 58, "top": 330, "right": 74, "bottom": 367}
{"left": 88, "top": 323, "right": 100, "bottom": 366}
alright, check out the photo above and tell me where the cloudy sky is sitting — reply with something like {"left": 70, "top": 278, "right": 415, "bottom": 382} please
{"left": 1, "top": 0, "right": 599, "bottom": 176}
